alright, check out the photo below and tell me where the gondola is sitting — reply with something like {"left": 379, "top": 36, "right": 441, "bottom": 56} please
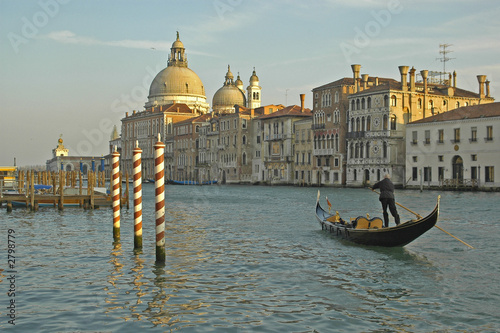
{"left": 315, "top": 191, "right": 440, "bottom": 247}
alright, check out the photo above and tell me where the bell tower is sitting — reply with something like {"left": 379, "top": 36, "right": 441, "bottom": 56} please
{"left": 247, "top": 68, "right": 262, "bottom": 109}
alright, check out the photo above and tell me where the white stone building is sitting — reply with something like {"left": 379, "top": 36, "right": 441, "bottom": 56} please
{"left": 406, "top": 102, "right": 500, "bottom": 189}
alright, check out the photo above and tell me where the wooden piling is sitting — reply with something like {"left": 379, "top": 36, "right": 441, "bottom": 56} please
{"left": 154, "top": 134, "right": 166, "bottom": 263}
{"left": 125, "top": 171, "right": 130, "bottom": 210}
{"left": 133, "top": 141, "right": 143, "bottom": 250}
{"left": 111, "top": 148, "right": 121, "bottom": 241}
{"left": 30, "top": 171, "right": 35, "bottom": 211}
{"left": 58, "top": 170, "right": 64, "bottom": 210}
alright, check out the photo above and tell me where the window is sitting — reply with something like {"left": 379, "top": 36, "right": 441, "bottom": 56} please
{"left": 471, "top": 154, "right": 477, "bottom": 161}
{"left": 366, "top": 116, "right": 371, "bottom": 131}
{"left": 367, "top": 97, "right": 372, "bottom": 108}
{"left": 417, "top": 98, "right": 422, "bottom": 109}
{"left": 390, "top": 115, "right": 397, "bottom": 130}
{"left": 438, "top": 155, "right": 444, "bottom": 162}
{"left": 471, "top": 166, "right": 478, "bottom": 180}
{"left": 334, "top": 158, "right": 339, "bottom": 167}
{"left": 413, "top": 156, "right": 418, "bottom": 162}
{"left": 486, "top": 126, "right": 493, "bottom": 141}
{"left": 383, "top": 115, "right": 388, "bottom": 130}
{"left": 424, "top": 167, "right": 432, "bottom": 182}
{"left": 424, "top": 130, "right": 430, "bottom": 144}
{"left": 242, "top": 119, "right": 247, "bottom": 129}
{"left": 412, "top": 167, "right": 418, "bottom": 181}
{"left": 317, "top": 158, "right": 321, "bottom": 167}
{"left": 391, "top": 95, "right": 397, "bottom": 107}
{"left": 438, "top": 167, "right": 444, "bottom": 181}
{"left": 485, "top": 166, "right": 494, "bottom": 182}
{"left": 384, "top": 95, "right": 389, "bottom": 107}
{"left": 412, "top": 131, "right": 418, "bottom": 144}
{"left": 454, "top": 128, "right": 460, "bottom": 143}
{"left": 438, "top": 129, "right": 444, "bottom": 143}
{"left": 470, "top": 127, "right": 477, "bottom": 142}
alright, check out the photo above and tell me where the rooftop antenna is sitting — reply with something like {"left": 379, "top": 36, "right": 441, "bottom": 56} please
{"left": 437, "top": 43, "right": 455, "bottom": 83}
{"left": 285, "top": 89, "right": 289, "bottom": 105}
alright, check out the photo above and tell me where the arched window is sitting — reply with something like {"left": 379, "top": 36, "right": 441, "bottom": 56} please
{"left": 391, "top": 95, "right": 397, "bottom": 107}
{"left": 367, "top": 97, "right": 372, "bottom": 109}
{"left": 417, "top": 98, "right": 422, "bottom": 109}
{"left": 335, "top": 91, "right": 339, "bottom": 103}
{"left": 383, "top": 141, "right": 388, "bottom": 158}
{"left": 361, "top": 117, "right": 365, "bottom": 131}
{"left": 242, "top": 152, "right": 247, "bottom": 165}
{"left": 361, "top": 98, "right": 365, "bottom": 109}
{"left": 356, "top": 118, "right": 360, "bottom": 132}
{"left": 359, "top": 142, "right": 364, "bottom": 158}
{"left": 366, "top": 142, "right": 370, "bottom": 158}
{"left": 383, "top": 114, "right": 388, "bottom": 130}
{"left": 456, "top": 101, "right": 460, "bottom": 108}
{"left": 390, "top": 115, "right": 397, "bottom": 130}
{"left": 356, "top": 99, "right": 360, "bottom": 110}
{"left": 351, "top": 100, "right": 355, "bottom": 111}
{"left": 242, "top": 135, "right": 247, "bottom": 145}
{"left": 384, "top": 95, "right": 389, "bottom": 107}
{"left": 366, "top": 116, "right": 371, "bottom": 131}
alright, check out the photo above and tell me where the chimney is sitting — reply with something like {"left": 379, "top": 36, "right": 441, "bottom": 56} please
{"left": 448, "top": 73, "right": 452, "bottom": 87}
{"left": 398, "top": 66, "right": 409, "bottom": 91}
{"left": 361, "top": 74, "right": 369, "bottom": 90}
{"left": 420, "top": 70, "right": 428, "bottom": 118}
{"left": 477, "top": 75, "right": 486, "bottom": 98}
{"left": 453, "top": 71, "right": 457, "bottom": 88}
{"left": 351, "top": 64, "right": 361, "bottom": 92}
{"left": 375, "top": 77, "right": 379, "bottom": 86}
{"left": 409, "top": 67, "right": 416, "bottom": 92}
{"left": 300, "top": 94, "right": 305, "bottom": 112}
{"left": 133, "top": 110, "right": 136, "bottom": 115}
{"left": 125, "top": 112, "right": 129, "bottom": 117}
{"left": 486, "top": 80, "right": 490, "bottom": 98}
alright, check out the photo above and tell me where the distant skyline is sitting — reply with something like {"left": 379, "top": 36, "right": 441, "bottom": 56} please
{"left": 1, "top": 0, "right": 499, "bottom": 166}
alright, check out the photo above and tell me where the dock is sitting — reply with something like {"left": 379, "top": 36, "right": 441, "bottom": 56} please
{"left": 0, "top": 169, "right": 129, "bottom": 212}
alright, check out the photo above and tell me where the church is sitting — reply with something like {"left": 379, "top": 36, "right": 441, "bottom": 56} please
{"left": 118, "top": 32, "right": 262, "bottom": 180}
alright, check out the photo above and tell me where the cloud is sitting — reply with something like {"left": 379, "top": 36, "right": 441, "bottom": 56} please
{"left": 43, "top": 30, "right": 171, "bottom": 50}
{"left": 41, "top": 30, "right": 221, "bottom": 58}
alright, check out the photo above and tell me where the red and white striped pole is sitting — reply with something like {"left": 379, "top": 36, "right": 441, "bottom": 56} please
{"left": 133, "top": 141, "right": 143, "bottom": 250}
{"left": 111, "top": 147, "right": 121, "bottom": 241}
{"left": 154, "top": 134, "right": 166, "bottom": 263}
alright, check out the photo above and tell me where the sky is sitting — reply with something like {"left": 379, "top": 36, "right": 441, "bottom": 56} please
{"left": 1, "top": 0, "right": 499, "bottom": 166}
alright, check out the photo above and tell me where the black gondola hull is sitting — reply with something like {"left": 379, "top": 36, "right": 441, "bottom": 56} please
{"left": 315, "top": 194, "right": 440, "bottom": 247}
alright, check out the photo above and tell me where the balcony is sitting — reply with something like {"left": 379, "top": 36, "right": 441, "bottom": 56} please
{"left": 346, "top": 131, "right": 365, "bottom": 139}
{"left": 312, "top": 124, "right": 325, "bottom": 130}
{"left": 265, "top": 133, "right": 287, "bottom": 141}
{"left": 313, "top": 148, "right": 335, "bottom": 156}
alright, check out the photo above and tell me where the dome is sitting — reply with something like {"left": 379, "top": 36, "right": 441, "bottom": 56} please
{"left": 145, "top": 32, "right": 209, "bottom": 113}
{"left": 212, "top": 66, "right": 246, "bottom": 112}
{"left": 212, "top": 85, "right": 246, "bottom": 109}
{"left": 249, "top": 68, "right": 259, "bottom": 84}
{"left": 149, "top": 66, "right": 205, "bottom": 98}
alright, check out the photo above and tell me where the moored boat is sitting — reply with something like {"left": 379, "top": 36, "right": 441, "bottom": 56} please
{"left": 315, "top": 191, "right": 440, "bottom": 247}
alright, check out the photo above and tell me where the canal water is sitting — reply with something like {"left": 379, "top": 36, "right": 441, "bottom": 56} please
{"left": 1, "top": 185, "right": 499, "bottom": 332}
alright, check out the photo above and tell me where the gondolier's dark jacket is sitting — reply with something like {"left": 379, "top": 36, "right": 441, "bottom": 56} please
{"left": 372, "top": 178, "right": 395, "bottom": 199}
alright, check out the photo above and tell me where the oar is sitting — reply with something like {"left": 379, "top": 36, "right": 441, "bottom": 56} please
{"left": 370, "top": 188, "right": 474, "bottom": 249}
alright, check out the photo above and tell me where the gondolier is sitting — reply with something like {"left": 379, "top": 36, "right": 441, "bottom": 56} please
{"left": 371, "top": 174, "right": 400, "bottom": 228}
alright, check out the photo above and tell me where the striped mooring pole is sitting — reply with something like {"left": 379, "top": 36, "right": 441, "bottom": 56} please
{"left": 111, "top": 147, "right": 121, "bottom": 241}
{"left": 154, "top": 134, "right": 166, "bottom": 263}
{"left": 133, "top": 141, "right": 143, "bottom": 250}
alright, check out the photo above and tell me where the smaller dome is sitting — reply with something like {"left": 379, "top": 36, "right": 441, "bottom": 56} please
{"left": 235, "top": 73, "right": 243, "bottom": 89}
{"left": 249, "top": 68, "right": 259, "bottom": 85}
{"left": 212, "top": 85, "right": 246, "bottom": 110}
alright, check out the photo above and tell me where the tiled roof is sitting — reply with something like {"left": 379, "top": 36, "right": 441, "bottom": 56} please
{"left": 257, "top": 105, "right": 312, "bottom": 120}
{"left": 408, "top": 102, "right": 500, "bottom": 124}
